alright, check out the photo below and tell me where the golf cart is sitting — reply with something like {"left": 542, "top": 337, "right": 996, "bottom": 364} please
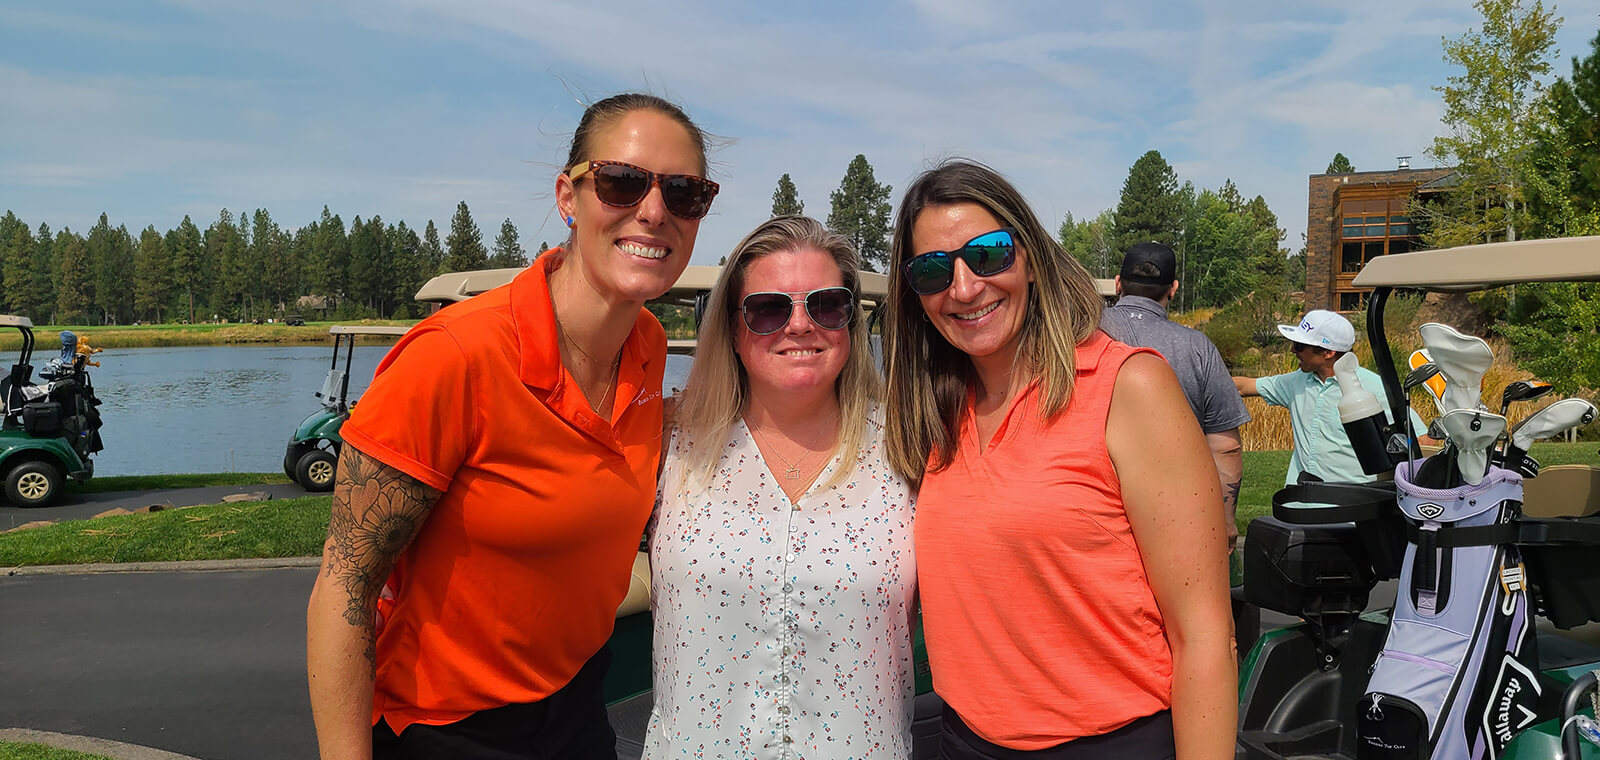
{"left": 1236, "top": 236, "right": 1600, "bottom": 759}
{"left": 0, "top": 315, "right": 104, "bottom": 507}
{"left": 284, "top": 325, "right": 410, "bottom": 491}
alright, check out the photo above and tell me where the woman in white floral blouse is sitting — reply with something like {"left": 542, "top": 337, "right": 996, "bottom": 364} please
{"left": 647, "top": 215, "right": 917, "bottom": 759}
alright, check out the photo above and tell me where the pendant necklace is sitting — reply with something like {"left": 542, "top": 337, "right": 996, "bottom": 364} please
{"left": 750, "top": 412, "right": 835, "bottom": 480}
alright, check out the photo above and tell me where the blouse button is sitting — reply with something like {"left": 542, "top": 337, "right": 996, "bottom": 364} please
{"left": 782, "top": 646, "right": 791, "bottom": 656}
{"left": 778, "top": 705, "right": 790, "bottom": 714}
{"left": 783, "top": 736, "right": 793, "bottom": 744}
{"left": 780, "top": 674, "right": 790, "bottom": 684}
{"left": 782, "top": 582, "right": 793, "bottom": 593}
{"left": 785, "top": 554, "right": 796, "bottom": 562}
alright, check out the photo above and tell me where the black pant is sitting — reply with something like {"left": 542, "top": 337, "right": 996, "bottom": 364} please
{"left": 937, "top": 705, "right": 1175, "bottom": 760}
{"left": 373, "top": 646, "right": 617, "bottom": 760}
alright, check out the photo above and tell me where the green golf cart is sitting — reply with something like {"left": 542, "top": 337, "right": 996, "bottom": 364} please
{"left": 1, "top": 315, "right": 103, "bottom": 507}
{"left": 284, "top": 325, "right": 410, "bottom": 492}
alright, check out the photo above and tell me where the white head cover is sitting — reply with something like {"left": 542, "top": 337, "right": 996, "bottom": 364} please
{"left": 1418, "top": 323, "right": 1492, "bottom": 414}
{"left": 1440, "top": 409, "right": 1507, "bottom": 485}
{"left": 1510, "top": 398, "right": 1598, "bottom": 451}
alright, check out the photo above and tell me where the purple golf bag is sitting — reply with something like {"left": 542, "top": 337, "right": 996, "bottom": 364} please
{"left": 1356, "top": 463, "right": 1541, "bottom": 759}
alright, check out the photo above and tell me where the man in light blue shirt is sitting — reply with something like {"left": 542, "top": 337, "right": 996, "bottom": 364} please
{"left": 1233, "top": 309, "right": 1424, "bottom": 486}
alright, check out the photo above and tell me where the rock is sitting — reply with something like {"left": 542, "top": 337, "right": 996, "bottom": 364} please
{"left": 91, "top": 508, "right": 132, "bottom": 519}
{"left": 221, "top": 491, "right": 271, "bottom": 503}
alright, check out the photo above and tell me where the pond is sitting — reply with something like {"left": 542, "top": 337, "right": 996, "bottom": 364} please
{"left": 82, "top": 345, "right": 693, "bottom": 476}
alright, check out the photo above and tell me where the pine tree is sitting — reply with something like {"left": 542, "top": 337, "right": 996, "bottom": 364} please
{"left": 1326, "top": 153, "right": 1356, "bottom": 174}
{"left": 167, "top": 216, "right": 203, "bottom": 323}
{"left": 27, "top": 223, "right": 53, "bottom": 321}
{"left": 826, "top": 155, "right": 892, "bottom": 270}
{"left": 490, "top": 219, "right": 527, "bottom": 268}
{"left": 421, "top": 220, "right": 445, "bottom": 276}
{"left": 1113, "top": 150, "right": 1183, "bottom": 262}
{"left": 53, "top": 229, "right": 91, "bottom": 324}
{"left": 1, "top": 213, "right": 31, "bottom": 314}
{"left": 771, "top": 174, "right": 804, "bottom": 216}
{"left": 390, "top": 221, "right": 424, "bottom": 318}
{"left": 346, "top": 215, "right": 379, "bottom": 313}
{"left": 445, "top": 201, "right": 489, "bottom": 272}
{"left": 312, "top": 209, "right": 348, "bottom": 302}
{"left": 133, "top": 226, "right": 171, "bottom": 322}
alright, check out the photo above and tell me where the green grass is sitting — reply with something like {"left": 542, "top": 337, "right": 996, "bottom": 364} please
{"left": 0, "top": 742, "right": 113, "bottom": 760}
{"left": 3, "top": 443, "right": 1594, "bottom": 568}
{"left": 1236, "top": 441, "right": 1600, "bottom": 535}
{"left": 72, "top": 472, "right": 290, "bottom": 494}
{"left": 0, "top": 495, "right": 330, "bottom": 567}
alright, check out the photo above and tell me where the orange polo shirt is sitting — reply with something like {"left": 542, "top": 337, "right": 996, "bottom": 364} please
{"left": 341, "top": 253, "right": 667, "bottom": 732}
{"left": 915, "top": 331, "right": 1172, "bottom": 749}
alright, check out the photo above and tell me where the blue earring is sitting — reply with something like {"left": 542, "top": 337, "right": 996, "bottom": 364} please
{"left": 564, "top": 215, "right": 575, "bottom": 228}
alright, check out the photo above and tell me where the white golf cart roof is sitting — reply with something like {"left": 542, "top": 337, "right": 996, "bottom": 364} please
{"left": 415, "top": 264, "right": 891, "bottom": 307}
{"left": 327, "top": 325, "right": 410, "bottom": 337}
{"left": 1352, "top": 235, "right": 1600, "bottom": 292}
{"left": 0, "top": 315, "right": 35, "bottom": 329}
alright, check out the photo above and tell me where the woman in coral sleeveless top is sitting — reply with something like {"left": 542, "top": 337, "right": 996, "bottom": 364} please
{"left": 882, "top": 159, "right": 1236, "bottom": 760}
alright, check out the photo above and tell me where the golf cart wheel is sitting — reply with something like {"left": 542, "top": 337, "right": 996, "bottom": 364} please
{"left": 296, "top": 449, "right": 338, "bottom": 492}
{"left": 5, "top": 460, "right": 63, "bottom": 508}
{"left": 284, "top": 445, "right": 309, "bottom": 479}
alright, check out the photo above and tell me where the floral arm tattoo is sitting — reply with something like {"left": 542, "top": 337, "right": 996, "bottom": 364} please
{"left": 323, "top": 444, "right": 440, "bottom": 663}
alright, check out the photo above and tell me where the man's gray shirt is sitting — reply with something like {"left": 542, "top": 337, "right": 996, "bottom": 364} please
{"left": 1100, "top": 295, "right": 1252, "bottom": 434}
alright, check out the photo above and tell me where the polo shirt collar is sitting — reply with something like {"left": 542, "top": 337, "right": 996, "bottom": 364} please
{"left": 511, "top": 253, "right": 653, "bottom": 398}
{"left": 1113, "top": 295, "right": 1168, "bottom": 320}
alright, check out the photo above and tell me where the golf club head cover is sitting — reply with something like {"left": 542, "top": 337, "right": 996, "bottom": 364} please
{"left": 1419, "top": 323, "right": 1492, "bottom": 414}
{"left": 1509, "top": 398, "right": 1597, "bottom": 452}
{"left": 1439, "top": 409, "right": 1506, "bottom": 486}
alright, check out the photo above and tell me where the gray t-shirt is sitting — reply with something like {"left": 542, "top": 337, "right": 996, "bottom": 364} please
{"left": 1100, "top": 295, "right": 1252, "bottom": 434}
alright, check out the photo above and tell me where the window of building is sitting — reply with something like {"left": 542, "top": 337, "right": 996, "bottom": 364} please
{"left": 1339, "top": 292, "right": 1366, "bottom": 312}
{"left": 1341, "top": 242, "right": 1363, "bottom": 273}
{"left": 1389, "top": 239, "right": 1412, "bottom": 255}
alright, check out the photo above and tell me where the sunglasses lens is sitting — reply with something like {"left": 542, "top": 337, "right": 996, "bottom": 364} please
{"left": 591, "top": 164, "right": 651, "bottom": 206}
{"left": 742, "top": 293, "right": 792, "bottom": 335}
{"left": 963, "top": 230, "right": 1015, "bottom": 276}
{"left": 905, "top": 254, "right": 954, "bottom": 295}
{"left": 660, "top": 175, "right": 717, "bottom": 220}
{"left": 806, "top": 288, "right": 853, "bottom": 330}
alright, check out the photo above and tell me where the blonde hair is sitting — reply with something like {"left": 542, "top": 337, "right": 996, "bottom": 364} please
{"left": 673, "top": 215, "right": 881, "bottom": 490}
{"left": 883, "top": 159, "right": 1103, "bottom": 484}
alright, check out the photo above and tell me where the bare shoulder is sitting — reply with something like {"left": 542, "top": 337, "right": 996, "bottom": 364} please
{"left": 1113, "top": 351, "right": 1180, "bottom": 394}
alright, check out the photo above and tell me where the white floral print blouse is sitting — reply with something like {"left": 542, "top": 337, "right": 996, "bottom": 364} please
{"left": 645, "top": 408, "right": 917, "bottom": 759}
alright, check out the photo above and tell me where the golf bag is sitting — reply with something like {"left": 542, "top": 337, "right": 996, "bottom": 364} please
{"left": 1355, "top": 463, "right": 1540, "bottom": 759}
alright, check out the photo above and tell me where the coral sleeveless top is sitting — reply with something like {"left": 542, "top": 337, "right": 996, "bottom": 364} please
{"left": 915, "top": 331, "right": 1172, "bottom": 749}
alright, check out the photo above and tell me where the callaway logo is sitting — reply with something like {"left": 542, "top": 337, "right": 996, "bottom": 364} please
{"left": 1418, "top": 503, "right": 1445, "bottom": 519}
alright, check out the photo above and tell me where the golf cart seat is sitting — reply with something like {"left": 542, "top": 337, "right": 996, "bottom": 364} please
{"left": 1521, "top": 464, "right": 1600, "bottom": 518}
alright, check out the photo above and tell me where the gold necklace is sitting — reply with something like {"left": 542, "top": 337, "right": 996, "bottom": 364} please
{"left": 748, "top": 413, "right": 835, "bottom": 480}
{"left": 554, "top": 315, "right": 621, "bottom": 414}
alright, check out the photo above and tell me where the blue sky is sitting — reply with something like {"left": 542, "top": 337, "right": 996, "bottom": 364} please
{"left": 3, "top": 0, "right": 1598, "bottom": 267}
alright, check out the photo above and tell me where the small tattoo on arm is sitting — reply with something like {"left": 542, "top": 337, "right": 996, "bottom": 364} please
{"left": 1223, "top": 480, "right": 1241, "bottom": 508}
{"left": 324, "top": 446, "right": 440, "bottom": 663}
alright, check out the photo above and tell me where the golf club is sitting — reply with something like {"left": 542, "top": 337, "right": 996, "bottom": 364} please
{"left": 1419, "top": 323, "right": 1493, "bottom": 414}
{"left": 1498, "top": 379, "right": 1553, "bottom": 417}
{"left": 1402, "top": 363, "right": 1443, "bottom": 475}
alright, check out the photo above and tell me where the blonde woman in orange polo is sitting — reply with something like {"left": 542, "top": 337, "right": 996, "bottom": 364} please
{"left": 883, "top": 160, "right": 1236, "bottom": 760}
{"left": 306, "top": 93, "right": 717, "bottom": 760}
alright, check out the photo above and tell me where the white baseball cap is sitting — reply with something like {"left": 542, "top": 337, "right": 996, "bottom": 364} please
{"left": 1278, "top": 309, "right": 1356, "bottom": 352}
